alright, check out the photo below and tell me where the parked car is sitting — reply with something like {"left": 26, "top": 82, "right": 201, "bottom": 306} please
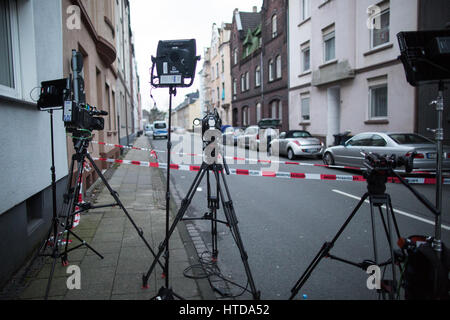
{"left": 152, "top": 121, "right": 168, "bottom": 139}
{"left": 323, "top": 132, "right": 450, "bottom": 170}
{"left": 237, "top": 119, "right": 281, "bottom": 150}
{"left": 144, "top": 124, "right": 154, "bottom": 137}
{"left": 222, "top": 127, "right": 244, "bottom": 146}
{"left": 269, "top": 130, "right": 325, "bottom": 160}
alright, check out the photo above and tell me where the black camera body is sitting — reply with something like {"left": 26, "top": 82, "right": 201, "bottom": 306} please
{"left": 37, "top": 50, "right": 106, "bottom": 133}
{"left": 200, "top": 109, "right": 222, "bottom": 137}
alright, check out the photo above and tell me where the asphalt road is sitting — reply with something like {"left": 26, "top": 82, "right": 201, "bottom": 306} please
{"left": 148, "top": 132, "right": 450, "bottom": 300}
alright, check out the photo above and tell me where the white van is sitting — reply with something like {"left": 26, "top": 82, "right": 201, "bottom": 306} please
{"left": 152, "top": 121, "right": 168, "bottom": 139}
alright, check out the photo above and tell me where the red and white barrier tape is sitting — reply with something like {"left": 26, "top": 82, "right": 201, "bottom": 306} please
{"left": 92, "top": 141, "right": 158, "bottom": 159}
{"left": 91, "top": 156, "right": 450, "bottom": 185}
{"left": 91, "top": 140, "right": 443, "bottom": 175}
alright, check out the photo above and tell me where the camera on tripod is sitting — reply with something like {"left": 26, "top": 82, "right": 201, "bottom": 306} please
{"left": 362, "top": 152, "right": 414, "bottom": 196}
{"left": 194, "top": 108, "right": 222, "bottom": 140}
{"left": 37, "top": 50, "right": 107, "bottom": 134}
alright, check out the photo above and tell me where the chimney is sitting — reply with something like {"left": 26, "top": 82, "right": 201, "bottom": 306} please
{"left": 253, "top": 6, "right": 257, "bottom": 13}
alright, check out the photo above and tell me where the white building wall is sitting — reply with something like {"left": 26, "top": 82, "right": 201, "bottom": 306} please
{"left": 289, "top": 0, "right": 419, "bottom": 146}
{"left": 0, "top": 0, "right": 67, "bottom": 215}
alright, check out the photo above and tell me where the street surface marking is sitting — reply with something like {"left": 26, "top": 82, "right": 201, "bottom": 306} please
{"left": 332, "top": 189, "right": 450, "bottom": 232}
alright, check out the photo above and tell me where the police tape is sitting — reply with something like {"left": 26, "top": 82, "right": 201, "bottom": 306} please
{"left": 90, "top": 156, "right": 450, "bottom": 185}
{"left": 91, "top": 140, "right": 439, "bottom": 175}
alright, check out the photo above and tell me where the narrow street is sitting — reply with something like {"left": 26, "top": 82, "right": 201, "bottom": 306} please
{"left": 150, "top": 132, "right": 450, "bottom": 300}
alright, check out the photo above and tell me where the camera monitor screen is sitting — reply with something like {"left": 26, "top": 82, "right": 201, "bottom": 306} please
{"left": 37, "top": 78, "right": 69, "bottom": 111}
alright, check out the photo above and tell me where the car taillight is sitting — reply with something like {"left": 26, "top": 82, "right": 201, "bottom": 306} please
{"left": 294, "top": 141, "right": 302, "bottom": 147}
{"left": 405, "top": 152, "right": 425, "bottom": 159}
{"left": 447, "top": 153, "right": 450, "bottom": 159}
{"left": 256, "top": 134, "right": 260, "bottom": 140}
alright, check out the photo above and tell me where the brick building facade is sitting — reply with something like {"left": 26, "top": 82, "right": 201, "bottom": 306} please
{"left": 230, "top": 0, "right": 289, "bottom": 132}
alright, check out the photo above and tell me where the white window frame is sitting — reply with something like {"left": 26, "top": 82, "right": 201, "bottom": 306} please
{"left": 323, "top": 30, "right": 336, "bottom": 63}
{"left": 272, "top": 14, "right": 277, "bottom": 38}
{"left": 276, "top": 55, "right": 282, "bottom": 79}
{"left": 302, "top": 0, "right": 310, "bottom": 21}
{"left": 268, "top": 59, "right": 274, "bottom": 82}
{"left": 369, "top": 83, "right": 388, "bottom": 120}
{"left": 255, "top": 65, "right": 261, "bottom": 87}
{"left": 0, "top": 0, "right": 22, "bottom": 99}
{"left": 300, "top": 94, "right": 310, "bottom": 122}
{"left": 370, "top": 7, "right": 390, "bottom": 49}
{"left": 245, "top": 72, "right": 250, "bottom": 91}
{"left": 256, "top": 102, "right": 262, "bottom": 122}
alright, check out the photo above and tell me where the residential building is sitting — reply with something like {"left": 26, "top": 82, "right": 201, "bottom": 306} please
{"left": 0, "top": 0, "right": 68, "bottom": 288}
{"left": 202, "top": 47, "right": 212, "bottom": 113}
{"left": 172, "top": 91, "right": 201, "bottom": 131}
{"left": 63, "top": 0, "right": 119, "bottom": 188}
{"left": 230, "top": 1, "right": 289, "bottom": 132}
{"left": 288, "top": 0, "right": 449, "bottom": 146}
{"left": 209, "top": 22, "right": 233, "bottom": 125}
{"left": 0, "top": 0, "right": 142, "bottom": 289}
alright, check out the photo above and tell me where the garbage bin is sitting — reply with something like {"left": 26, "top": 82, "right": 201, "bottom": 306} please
{"left": 333, "top": 131, "right": 352, "bottom": 146}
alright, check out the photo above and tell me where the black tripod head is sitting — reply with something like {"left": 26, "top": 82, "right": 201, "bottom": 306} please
{"left": 363, "top": 152, "right": 414, "bottom": 196}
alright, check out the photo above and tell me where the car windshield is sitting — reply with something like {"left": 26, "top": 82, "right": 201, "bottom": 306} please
{"left": 389, "top": 134, "right": 433, "bottom": 145}
{"left": 291, "top": 131, "right": 312, "bottom": 138}
{"left": 154, "top": 123, "right": 166, "bottom": 129}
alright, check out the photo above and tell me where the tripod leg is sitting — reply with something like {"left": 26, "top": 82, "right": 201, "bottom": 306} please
{"left": 369, "top": 198, "right": 379, "bottom": 265}
{"left": 85, "top": 153, "right": 163, "bottom": 269}
{"left": 289, "top": 193, "right": 370, "bottom": 300}
{"left": 142, "top": 165, "right": 208, "bottom": 288}
{"left": 215, "top": 169, "right": 259, "bottom": 300}
{"left": 44, "top": 252, "right": 58, "bottom": 300}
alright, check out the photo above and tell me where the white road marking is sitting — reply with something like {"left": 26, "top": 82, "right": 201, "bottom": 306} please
{"left": 332, "top": 189, "right": 450, "bottom": 231}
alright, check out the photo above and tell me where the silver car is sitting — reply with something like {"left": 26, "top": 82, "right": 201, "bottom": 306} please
{"left": 269, "top": 130, "right": 325, "bottom": 160}
{"left": 323, "top": 132, "right": 450, "bottom": 170}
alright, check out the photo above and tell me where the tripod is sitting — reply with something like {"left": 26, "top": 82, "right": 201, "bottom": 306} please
{"left": 142, "top": 160, "right": 260, "bottom": 299}
{"left": 37, "top": 129, "right": 164, "bottom": 299}
{"left": 290, "top": 171, "right": 403, "bottom": 300}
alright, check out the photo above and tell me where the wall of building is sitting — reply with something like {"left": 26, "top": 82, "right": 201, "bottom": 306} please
{"left": 0, "top": 0, "right": 67, "bottom": 288}
{"left": 289, "top": 0, "right": 420, "bottom": 146}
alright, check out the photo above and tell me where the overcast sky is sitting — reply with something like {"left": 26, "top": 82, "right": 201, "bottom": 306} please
{"left": 129, "top": 0, "right": 263, "bottom": 114}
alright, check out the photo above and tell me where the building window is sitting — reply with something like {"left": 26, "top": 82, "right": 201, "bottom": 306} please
{"left": 233, "top": 78, "right": 237, "bottom": 96}
{"left": 302, "top": 0, "right": 310, "bottom": 21}
{"left": 324, "top": 31, "right": 335, "bottom": 62}
{"left": 272, "top": 14, "right": 277, "bottom": 38}
{"left": 301, "top": 94, "right": 310, "bottom": 122}
{"left": 302, "top": 45, "right": 310, "bottom": 72}
{"left": 268, "top": 59, "right": 274, "bottom": 82}
{"left": 256, "top": 103, "right": 262, "bottom": 122}
{"left": 255, "top": 66, "right": 261, "bottom": 87}
{"left": 221, "top": 56, "right": 225, "bottom": 73}
{"left": 217, "top": 86, "right": 220, "bottom": 101}
{"left": 222, "top": 82, "right": 225, "bottom": 101}
{"left": 233, "top": 48, "right": 238, "bottom": 65}
{"left": 371, "top": 8, "right": 390, "bottom": 48}
{"left": 242, "top": 106, "right": 249, "bottom": 126}
{"left": 271, "top": 100, "right": 282, "bottom": 122}
{"left": 245, "top": 72, "right": 249, "bottom": 91}
{"left": 369, "top": 84, "right": 388, "bottom": 119}
{"left": 241, "top": 74, "right": 245, "bottom": 92}
{"left": 276, "top": 55, "right": 282, "bottom": 79}
{"left": 0, "top": 0, "right": 20, "bottom": 98}
{"left": 216, "top": 63, "right": 219, "bottom": 79}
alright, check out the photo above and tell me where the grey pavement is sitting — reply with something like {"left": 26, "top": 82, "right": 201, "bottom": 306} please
{"left": 17, "top": 135, "right": 216, "bottom": 300}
